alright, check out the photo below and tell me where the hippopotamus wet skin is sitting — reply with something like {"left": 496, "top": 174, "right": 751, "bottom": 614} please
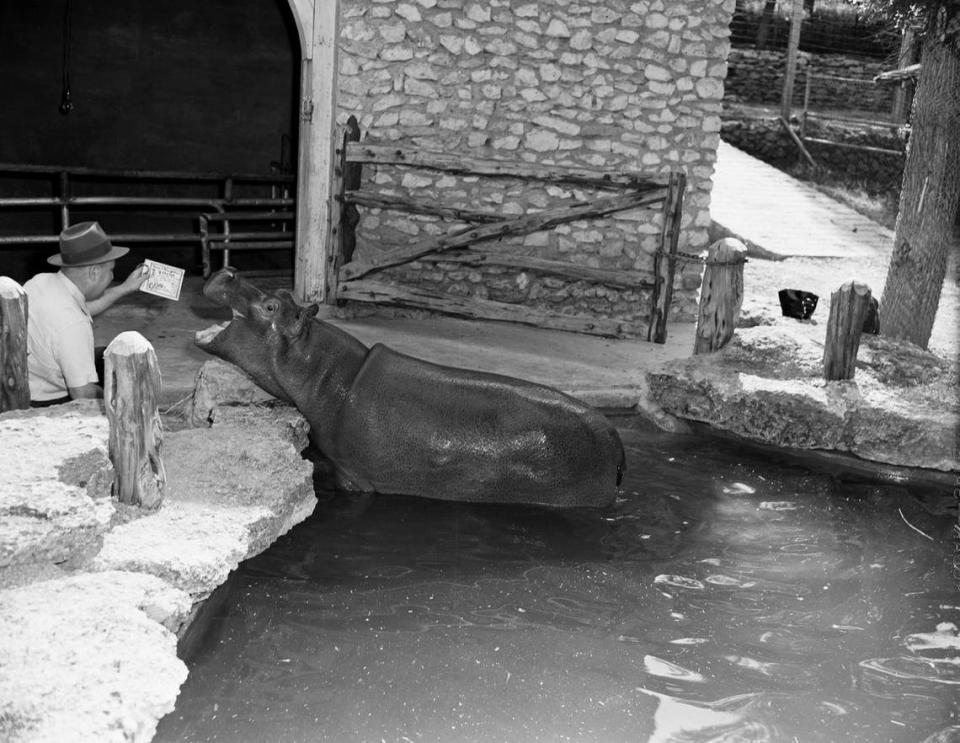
{"left": 196, "top": 268, "right": 625, "bottom": 508}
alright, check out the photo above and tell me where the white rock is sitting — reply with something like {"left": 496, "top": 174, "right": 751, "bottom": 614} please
{"left": 0, "top": 571, "right": 191, "bottom": 743}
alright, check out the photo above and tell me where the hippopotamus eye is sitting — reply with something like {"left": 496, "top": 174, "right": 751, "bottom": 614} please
{"left": 263, "top": 300, "right": 279, "bottom": 313}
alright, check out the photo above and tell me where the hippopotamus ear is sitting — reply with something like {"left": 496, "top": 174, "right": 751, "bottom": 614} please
{"left": 288, "top": 302, "right": 320, "bottom": 338}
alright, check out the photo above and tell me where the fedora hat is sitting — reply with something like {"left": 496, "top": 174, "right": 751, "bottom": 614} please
{"left": 48, "top": 221, "right": 129, "bottom": 267}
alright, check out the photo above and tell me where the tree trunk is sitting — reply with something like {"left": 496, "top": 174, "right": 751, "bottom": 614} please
{"left": 880, "top": 34, "right": 960, "bottom": 349}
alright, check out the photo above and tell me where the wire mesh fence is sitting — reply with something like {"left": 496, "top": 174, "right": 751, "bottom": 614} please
{"left": 724, "top": 0, "right": 915, "bottom": 205}
{"left": 730, "top": 0, "right": 901, "bottom": 60}
{"left": 727, "top": 1, "right": 915, "bottom": 127}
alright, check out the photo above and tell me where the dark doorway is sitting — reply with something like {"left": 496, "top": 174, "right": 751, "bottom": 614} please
{"left": 0, "top": 0, "right": 299, "bottom": 282}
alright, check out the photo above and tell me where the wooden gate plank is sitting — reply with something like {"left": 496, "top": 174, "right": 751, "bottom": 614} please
{"left": 346, "top": 143, "right": 671, "bottom": 191}
{"left": 646, "top": 172, "right": 686, "bottom": 343}
{"left": 418, "top": 251, "right": 654, "bottom": 290}
{"left": 346, "top": 190, "right": 503, "bottom": 223}
{"left": 338, "top": 279, "right": 627, "bottom": 337}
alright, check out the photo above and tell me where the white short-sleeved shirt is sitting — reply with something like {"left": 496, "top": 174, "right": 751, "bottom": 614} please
{"left": 24, "top": 271, "right": 97, "bottom": 401}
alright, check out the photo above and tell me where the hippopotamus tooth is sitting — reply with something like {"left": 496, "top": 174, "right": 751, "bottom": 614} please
{"left": 196, "top": 268, "right": 625, "bottom": 508}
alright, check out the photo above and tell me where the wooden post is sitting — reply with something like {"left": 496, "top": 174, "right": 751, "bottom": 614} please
{"left": 781, "top": 0, "right": 804, "bottom": 121}
{"left": 327, "top": 114, "right": 362, "bottom": 305}
{"left": 647, "top": 172, "right": 685, "bottom": 344}
{"left": 341, "top": 115, "right": 362, "bottom": 266}
{"left": 0, "top": 277, "right": 30, "bottom": 412}
{"left": 801, "top": 70, "right": 811, "bottom": 137}
{"left": 693, "top": 238, "right": 747, "bottom": 354}
{"left": 292, "top": 0, "right": 341, "bottom": 304}
{"left": 823, "top": 281, "right": 872, "bottom": 381}
{"left": 891, "top": 28, "right": 916, "bottom": 124}
{"left": 104, "top": 331, "right": 165, "bottom": 509}
{"left": 779, "top": 116, "right": 817, "bottom": 168}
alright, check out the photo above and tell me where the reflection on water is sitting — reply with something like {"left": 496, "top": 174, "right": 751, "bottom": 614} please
{"left": 156, "top": 429, "right": 958, "bottom": 743}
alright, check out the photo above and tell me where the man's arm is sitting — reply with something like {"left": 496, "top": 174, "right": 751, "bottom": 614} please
{"left": 87, "top": 264, "right": 149, "bottom": 317}
{"left": 68, "top": 382, "right": 102, "bottom": 399}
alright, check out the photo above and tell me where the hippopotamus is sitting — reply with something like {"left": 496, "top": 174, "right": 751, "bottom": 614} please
{"left": 195, "top": 268, "right": 625, "bottom": 508}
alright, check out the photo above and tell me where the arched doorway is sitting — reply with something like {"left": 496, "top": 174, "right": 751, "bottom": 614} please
{"left": 0, "top": 0, "right": 303, "bottom": 281}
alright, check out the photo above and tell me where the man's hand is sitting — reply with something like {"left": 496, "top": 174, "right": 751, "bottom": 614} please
{"left": 119, "top": 263, "right": 150, "bottom": 295}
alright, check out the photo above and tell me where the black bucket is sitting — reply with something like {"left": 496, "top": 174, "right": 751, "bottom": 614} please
{"left": 778, "top": 289, "right": 818, "bottom": 320}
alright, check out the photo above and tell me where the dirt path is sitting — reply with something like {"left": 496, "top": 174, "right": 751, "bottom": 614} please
{"left": 742, "top": 241, "right": 959, "bottom": 361}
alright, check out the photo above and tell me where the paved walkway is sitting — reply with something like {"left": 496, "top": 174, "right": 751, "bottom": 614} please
{"left": 94, "top": 141, "right": 957, "bottom": 413}
{"left": 711, "top": 140, "right": 893, "bottom": 260}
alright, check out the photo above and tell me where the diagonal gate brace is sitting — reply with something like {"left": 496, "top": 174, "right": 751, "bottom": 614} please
{"left": 338, "top": 186, "right": 668, "bottom": 282}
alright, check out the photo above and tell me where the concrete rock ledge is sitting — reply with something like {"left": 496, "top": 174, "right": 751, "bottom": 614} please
{"left": 648, "top": 323, "right": 960, "bottom": 472}
{"left": 0, "top": 572, "right": 191, "bottom": 743}
{"left": 0, "top": 394, "right": 317, "bottom": 742}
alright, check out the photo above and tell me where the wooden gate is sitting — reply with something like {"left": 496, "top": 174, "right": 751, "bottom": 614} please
{"left": 327, "top": 118, "right": 685, "bottom": 342}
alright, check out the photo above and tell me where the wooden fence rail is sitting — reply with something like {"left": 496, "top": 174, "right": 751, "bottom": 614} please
{"left": 342, "top": 142, "right": 662, "bottom": 190}
{"left": 329, "top": 117, "right": 686, "bottom": 342}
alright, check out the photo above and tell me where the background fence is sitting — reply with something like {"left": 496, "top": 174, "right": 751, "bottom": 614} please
{"left": 730, "top": 0, "right": 901, "bottom": 59}
{"left": 723, "top": 0, "right": 915, "bottom": 202}
{"left": 728, "top": 0, "right": 917, "bottom": 124}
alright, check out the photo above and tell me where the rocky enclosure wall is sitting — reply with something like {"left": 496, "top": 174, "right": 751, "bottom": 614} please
{"left": 725, "top": 48, "right": 896, "bottom": 112}
{"left": 337, "top": 0, "right": 737, "bottom": 330}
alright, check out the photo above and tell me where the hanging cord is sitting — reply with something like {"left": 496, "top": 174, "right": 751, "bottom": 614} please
{"left": 58, "top": 0, "right": 73, "bottom": 115}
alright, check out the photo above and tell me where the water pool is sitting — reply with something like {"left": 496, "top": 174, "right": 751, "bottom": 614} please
{"left": 156, "top": 427, "right": 958, "bottom": 742}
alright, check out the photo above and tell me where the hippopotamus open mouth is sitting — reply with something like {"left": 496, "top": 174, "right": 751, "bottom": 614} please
{"left": 195, "top": 267, "right": 271, "bottom": 348}
{"left": 194, "top": 320, "right": 230, "bottom": 348}
{"left": 194, "top": 268, "right": 323, "bottom": 404}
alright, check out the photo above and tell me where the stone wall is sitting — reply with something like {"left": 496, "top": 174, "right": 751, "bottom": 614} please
{"left": 725, "top": 48, "right": 896, "bottom": 113}
{"left": 337, "top": 0, "right": 737, "bottom": 331}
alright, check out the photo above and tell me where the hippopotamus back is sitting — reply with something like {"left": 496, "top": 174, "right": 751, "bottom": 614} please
{"left": 328, "top": 344, "right": 624, "bottom": 507}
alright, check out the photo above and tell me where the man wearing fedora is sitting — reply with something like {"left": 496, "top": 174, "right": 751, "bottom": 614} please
{"left": 24, "top": 221, "right": 149, "bottom": 406}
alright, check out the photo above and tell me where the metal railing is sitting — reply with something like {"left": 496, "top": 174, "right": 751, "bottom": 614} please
{"left": 199, "top": 210, "right": 296, "bottom": 276}
{"left": 0, "top": 163, "right": 295, "bottom": 259}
